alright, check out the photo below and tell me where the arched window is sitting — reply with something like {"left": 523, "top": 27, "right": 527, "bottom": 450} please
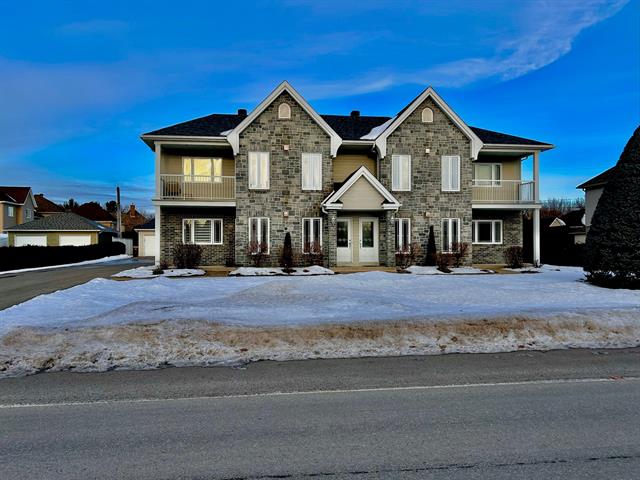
{"left": 278, "top": 102, "right": 291, "bottom": 119}
{"left": 421, "top": 107, "right": 433, "bottom": 123}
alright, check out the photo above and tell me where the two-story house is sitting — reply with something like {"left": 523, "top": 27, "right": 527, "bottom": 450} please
{"left": 141, "top": 82, "right": 552, "bottom": 268}
{"left": 0, "top": 186, "right": 37, "bottom": 233}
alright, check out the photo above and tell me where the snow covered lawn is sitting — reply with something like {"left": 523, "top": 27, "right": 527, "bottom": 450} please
{"left": 229, "top": 265, "right": 334, "bottom": 276}
{"left": 1, "top": 266, "right": 639, "bottom": 377}
{"left": 112, "top": 266, "right": 205, "bottom": 279}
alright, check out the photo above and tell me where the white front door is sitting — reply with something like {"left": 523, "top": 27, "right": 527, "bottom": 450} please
{"left": 358, "top": 217, "right": 379, "bottom": 264}
{"left": 336, "top": 218, "right": 352, "bottom": 264}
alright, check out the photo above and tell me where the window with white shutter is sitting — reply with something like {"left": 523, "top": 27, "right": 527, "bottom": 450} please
{"left": 249, "top": 152, "right": 270, "bottom": 189}
{"left": 441, "top": 155, "right": 460, "bottom": 192}
{"left": 392, "top": 154, "right": 411, "bottom": 191}
{"left": 302, "top": 153, "right": 322, "bottom": 190}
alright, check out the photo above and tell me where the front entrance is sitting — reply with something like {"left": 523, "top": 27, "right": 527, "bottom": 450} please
{"left": 336, "top": 216, "right": 379, "bottom": 266}
{"left": 358, "top": 217, "right": 379, "bottom": 264}
{"left": 336, "top": 217, "right": 352, "bottom": 264}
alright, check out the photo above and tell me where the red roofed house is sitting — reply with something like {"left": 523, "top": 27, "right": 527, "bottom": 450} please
{"left": 34, "top": 194, "right": 64, "bottom": 217}
{"left": 72, "top": 202, "right": 116, "bottom": 229}
{"left": 0, "top": 186, "right": 37, "bottom": 233}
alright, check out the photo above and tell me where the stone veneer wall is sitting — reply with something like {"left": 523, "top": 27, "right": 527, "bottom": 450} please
{"left": 380, "top": 96, "right": 473, "bottom": 265}
{"left": 471, "top": 210, "right": 523, "bottom": 264}
{"left": 160, "top": 207, "right": 236, "bottom": 266}
{"left": 234, "top": 91, "right": 333, "bottom": 267}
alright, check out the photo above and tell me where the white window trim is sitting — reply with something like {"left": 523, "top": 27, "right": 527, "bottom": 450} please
{"left": 182, "top": 218, "right": 223, "bottom": 245}
{"left": 278, "top": 102, "right": 291, "bottom": 119}
{"left": 301, "top": 153, "right": 323, "bottom": 191}
{"left": 472, "top": 220, "right": 503, "bottom": 245}
{"left": 248, "top": 217, "right": 270, "bottom": 254}
{"left": 7, "top": 205, "right": 15, "bottom": 217}
{"left": 473, "top": 163, "right": 502, "bottom": 187}
{"left": 441, "top": 218, "right": 461, "bottom": 253}
{"left": 392, "top": 154, "right": 412, "bottom": 191}
{"left": 441, "top": 155, "right": 461, "bottom": 192}
{"left": 248, "top": 151, "right": 270, "bottom": 190}
{"left": 395, "top": 218, "right": 411, "bottom": 252}
{"left": 302, "top": 217, "right": 323, "bottom": 253}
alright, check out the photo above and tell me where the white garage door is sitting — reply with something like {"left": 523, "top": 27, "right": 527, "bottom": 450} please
{"left": 14, "top": 235, "right": 47, "bottom": 247}
{"left": 142, "top": 234, "right": 156, "bottom": 257}
{"left": 59, "top": 235, "right": 92, "bottom": 246}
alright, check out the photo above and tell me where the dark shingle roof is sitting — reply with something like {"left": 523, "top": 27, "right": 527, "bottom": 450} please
{"left": 321, "top": 114, "right": 392, "bottom": 140}
{"left": 72, "top": 203, "right": 115, "bottom": 222}
{"left": 576, "top": 166, "right": 616, "bottom": 190}
{"left": 135, "top": 218, "right": 155, "bottom": 230}
{"left": 468, "top": 126, "right": 550, "bottom": 146}
{"left": 6, "top": 213, "right": 113, "bottom": 232}
{"left": 143, "top": 113, "right": 244, "bottom": 137}
{"left": 34, "top": 194, "right": 64, "bottom": 213}
{"left": 0, "top": 186, "right": 31, "bottom": 204}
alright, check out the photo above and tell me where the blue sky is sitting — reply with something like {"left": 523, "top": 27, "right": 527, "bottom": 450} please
{"left": 1, "top": 0, "right": 638, "bottom": 212}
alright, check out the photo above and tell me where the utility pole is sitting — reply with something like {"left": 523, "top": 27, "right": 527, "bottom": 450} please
{"left": 116, "top": 186, "right": 122, "bottom": 238}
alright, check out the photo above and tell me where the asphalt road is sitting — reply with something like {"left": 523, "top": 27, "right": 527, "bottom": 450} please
{"left": 1, "top": 348, "right": 639, "bottom": 479}
{"left": 0, "top": 257, "right": 152, "bottom": 310}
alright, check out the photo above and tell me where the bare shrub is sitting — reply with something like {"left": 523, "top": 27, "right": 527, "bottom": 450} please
{"left": 303, "top": 241, "right": 324, "bottom": 267}
{"left": 395, "top": 242, "right": 423, "bottom": 271}
{"left": 450, "top": 242, "right": 469, "bottom": 268}
{"left": 436, "top": 252, "right": 453, "bottom": 273}
{"left": 247, "top": 241, "right": 269, "bottom": 268}
{"left": 172, "top": 244, "right": 203, "bottom": 269}
{"left": 504, "top": 246, "right": 524, "bottom": 268}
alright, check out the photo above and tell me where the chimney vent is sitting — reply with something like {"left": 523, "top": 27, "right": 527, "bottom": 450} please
{"left": 350, "top": 110, "right": 360, "bottom": 118}
{"left": 237, "top": 108, "right": 247, "bottom": 117}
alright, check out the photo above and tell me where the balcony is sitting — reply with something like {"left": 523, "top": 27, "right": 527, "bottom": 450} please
{"left": 159, "top": 174, "right": 235, "bottom": 201}
{"left": 472, "top": 179, "right": 535, "bottom": 204}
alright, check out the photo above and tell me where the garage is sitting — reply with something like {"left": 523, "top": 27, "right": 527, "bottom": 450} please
{"left": 14, "top": 235, "right": 47, "bottom": 247}
{"left": 59, "top": 234, "right": 92, "bottom": 247}
{"left": 142, "top": 234, "right": 156, "bottom": 257}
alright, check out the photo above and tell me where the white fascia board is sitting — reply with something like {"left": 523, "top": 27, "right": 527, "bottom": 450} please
{"left": 152, "top": 200, "right": 236, "bottom": 207}
{"left": 321, "top": 166, "right": 400, "bottom": 208}
{"left": 481, "top": 143, "right": 554, "bottom": 153}
{"left": 374, "top": 86, "right": 483, "bottom": 159}
{"left": 472, "top": 203, "right": 542, "bottom": 210}
{"left": 227, "top": 81, "right": 342, "bottom": 157}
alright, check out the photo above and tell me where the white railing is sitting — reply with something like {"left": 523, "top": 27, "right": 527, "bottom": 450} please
{"left": 160, "top": 174, "right": 236, "bottom": 200}
{"left": 472, "top": 180, "right": 535, "bottom": 203}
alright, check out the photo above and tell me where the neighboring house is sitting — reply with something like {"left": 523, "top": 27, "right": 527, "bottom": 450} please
{"left": 577, "top": 166, "right": 615, "bottom": 231}
{"left": 121, "top": 203, "right": 148, "bottom": 233}
{"left": 72, "top": 202, "right": 116, "bottom": 229}
{"left": 0, "top": 186, "right": 37, "bottom": 232}
{"left": 547, "top": 208, "right": 587, "bottom": 245}
{"left": 141, "top": 81, "right": 553, "bottom": 267}
{"left": 34, "top": 194, "right": 64, "bottom": 217}
{"left": 541, "top": 208, "right": 586, "bottom": 266}
{"left": 6, "top": 212, "right": 114, "bottom": 247}
{"left": 135, "top": 218, "right": 156, "bottom": 257}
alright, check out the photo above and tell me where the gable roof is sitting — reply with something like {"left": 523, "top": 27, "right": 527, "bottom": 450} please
{"left": 469, "top": 126, "right": 551, "bottom": 147}
{"left": 226, "top": 81, "right": 342, "bottom": 157}
{"left": 322, "top": 166, "right": 401, "bottom": 210}
{"left": 373, "top": 87, "right": 484, "bottom": 159}
{"left": 0, "top": 186, "right": 33, "bottom": 205}
{"left": 135, "top": 218, "right": 155, "bottom": 231}
{"left": 143, "top": 113, "right": 243, "bottom": 138}
{"left": 321, "top": 114, "right": 392, "bottom": 140}
{"left": 6, "top": 212, "right": 112, "bottom": 232}
{"left": 34, "top": 194, "right": 64, "bottom": 214}
{"left": 72, "top": 202, "right": 115, "bottom": 222}
{"left": 577, "top": 166, "right": 616, "bottom": 190}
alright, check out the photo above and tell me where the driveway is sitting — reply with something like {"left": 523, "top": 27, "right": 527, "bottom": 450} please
{"left": 0, "top": 257, "right": 153, "bottom": 310}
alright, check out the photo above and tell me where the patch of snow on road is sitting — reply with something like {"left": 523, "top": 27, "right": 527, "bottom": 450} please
{"left": 1, "top": 266, "right": 639, "bottom": 376}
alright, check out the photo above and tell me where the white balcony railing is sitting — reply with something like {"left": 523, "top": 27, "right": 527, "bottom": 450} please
{"left": 160, "top": 174, "right": 235, "bottom": 200}
{"left": 472, "top": 179, "right": 535, "bottom": 203}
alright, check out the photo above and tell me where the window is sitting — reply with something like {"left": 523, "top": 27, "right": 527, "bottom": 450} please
{"left": 392, "top": 154, "right": 411, "bottom": 191}
{"left": 302, "top": 218, "right": 322, "bottom": 253}
{"left": 421, "top": 107, "right": 434, "bottom": 123}
{"left": 474, "top": 163, "right": 502, "bottom": 186}
{"left": 25, "top": 209, "right": 32, "bottom": 220}
{"left": 441, "top": 218, "right": 460, "bottom": 252}
{"left": 249, "top": 217, "right": 270, "bottom": 253}
{"left": 182, "top": 219, "right": 223, "bottom": 245}
{"left": 183, "top": 157, "right": 223, "bottom": 182}
{"left": 249, "top": 152, "right": 270, "bottom": 189}
{"left": 7, "top": 206, "right": 14, "bottom": 217}
{"left": 472, "top": 220, "right": 502, "bottom": 244}
{"left": 278, "top": 102, "right": 291, "bottom": 119}
{"left": 302, "top": 153, "right": 322, "bottom": 190}
{"left": 395, "top": 218, "right": 411, "bottom": 252}
{"left": 441, "top": 155, "right": 460, "bottom": 192}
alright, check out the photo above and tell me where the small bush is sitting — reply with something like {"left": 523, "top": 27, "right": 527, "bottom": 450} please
{"left": 152, "top": 266, "right": 164, "bottom": 275}
{"left": 504, "top": 246, "right": 524, "bottom": 269}
{"left": 424, "top": 226, "right": 437, "bottom": 266}
{"left": 450, "top": 242, "right": 469, "bottom": 268}
{"left": 0, "top": 241, "right": 125, "bottom": 272}
{"left": 303, "top": 241, "right": 324, "bottom": 267}
{"left": 585, "top": 271, "right": 640, "bottom": 289}
{"left": 247, "top": 241, "right": 269, "bottom": 267}
{"left": 172, "top": 244, "right": 203, "bottom": 269}
{"left": 395, "top": 242, "right": 423, "bottom": 271}
{"left": 280, "top": 232, "right": 294, "bottom": 273}
{"left": 436, "top": 252, "right": 453, "bottom": 273}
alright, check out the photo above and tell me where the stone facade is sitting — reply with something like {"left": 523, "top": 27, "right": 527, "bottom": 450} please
{"left": 380, "top": 96, "right": 473, "bottom": 265}
{"left": 234, "top": 91, "right": 333, "bottom": 267}
{"left": 471, "top": 210, "right": 523, "bottom": 264}
{"left": 160, "top": 207, "right": 236, "bottom": 266}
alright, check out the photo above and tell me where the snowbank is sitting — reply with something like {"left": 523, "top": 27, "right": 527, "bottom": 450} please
{"left": 405, "top": 266, "right": 494, "bottom": 275}
{"left": 0, "top": 255, "right": 131, "bottom": 276}
{"left": 229, "top": 265, "right": 334, "bottom": 276}
{"left": 1, "top": 265, "right": 639, "bottom": 377}
{"left": 113, "top": 266, "right": 205, "bottom": 279}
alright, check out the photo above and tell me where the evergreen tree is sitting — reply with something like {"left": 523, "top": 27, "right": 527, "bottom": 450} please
{"left": 425, "top": 225, "right": 437, "bottom": 266}
{"left": 585, "top": 126, "right": 640, "bottom": 288}
{"left": 281, "top": 232, "right": 294, "bottom": 273}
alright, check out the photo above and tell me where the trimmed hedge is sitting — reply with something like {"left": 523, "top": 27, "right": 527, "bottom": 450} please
{"left": 0, "top": 242, "right": 126, "bottom": 272}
